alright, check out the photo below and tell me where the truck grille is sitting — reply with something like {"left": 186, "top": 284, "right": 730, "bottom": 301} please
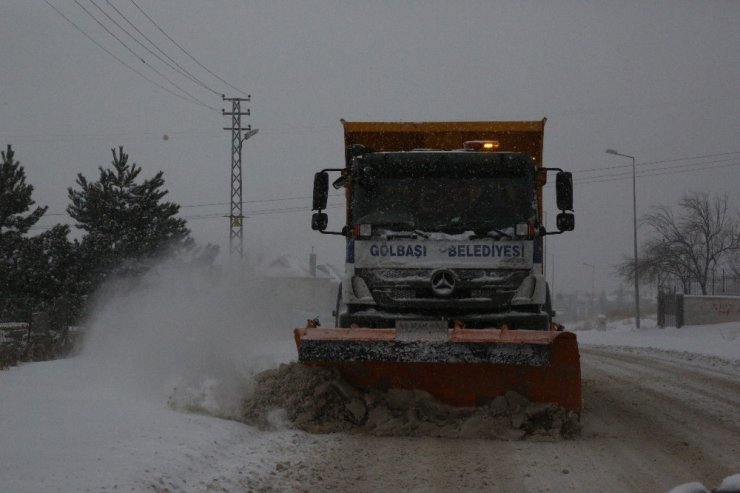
{"left": 388, "top": 288, "right": 417, "bottom": 299}
{"left": 356, "top": 268, "right": 529, "bottom": 309}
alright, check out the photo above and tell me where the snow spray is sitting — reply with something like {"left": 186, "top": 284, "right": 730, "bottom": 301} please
{"left": 76, "top": 251, "right": 334, "bottom": 419}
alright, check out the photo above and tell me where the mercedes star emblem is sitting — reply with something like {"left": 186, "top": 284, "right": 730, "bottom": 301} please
{"left": 431, "top": 270, "right": 456, "bottom": 296}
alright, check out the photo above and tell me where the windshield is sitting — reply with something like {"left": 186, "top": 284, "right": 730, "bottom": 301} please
{"left": 352, "top": 174, "right": 536, "bottom": 234}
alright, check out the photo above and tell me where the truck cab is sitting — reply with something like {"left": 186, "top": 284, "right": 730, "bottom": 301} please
{"left": 312, "top": 120, "right": 573, "bottom": 331}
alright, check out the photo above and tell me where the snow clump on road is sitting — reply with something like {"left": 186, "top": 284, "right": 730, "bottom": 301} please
{"left": 242, "top": 362, "right": 580, "bottom": 440}
{"left": 666, "top": 474, "right": 740, "bottom": 493}
{"left": 715, "top": 473, "right": 740, "bottom": 492}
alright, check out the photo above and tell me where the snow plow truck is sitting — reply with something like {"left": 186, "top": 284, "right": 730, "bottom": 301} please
{"left": 295, "top": 119, "right": 581, "bottom": 413}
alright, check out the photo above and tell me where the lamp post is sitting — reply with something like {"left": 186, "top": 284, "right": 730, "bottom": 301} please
{"left": 605, "top": 149, "right": 641, "bottom": 329}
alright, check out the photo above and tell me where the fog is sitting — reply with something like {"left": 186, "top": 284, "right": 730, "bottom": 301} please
{"left": 2, "top": 1, "right": 739, "bottom": 297}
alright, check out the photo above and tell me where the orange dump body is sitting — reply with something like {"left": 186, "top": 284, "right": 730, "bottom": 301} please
{"left": 294, "top": 324, "right": 582, "bottom": 413}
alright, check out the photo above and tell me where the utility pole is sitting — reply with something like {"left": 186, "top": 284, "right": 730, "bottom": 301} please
{"left": 222, "top": 95, "right": 257, "bottom": 259}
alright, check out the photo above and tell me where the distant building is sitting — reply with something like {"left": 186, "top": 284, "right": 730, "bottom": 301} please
{"left": 258, "top": 253, "right": 341, "bottom": 282}
{"left": 256, "top": 253, "right": 341, "bottom": 327}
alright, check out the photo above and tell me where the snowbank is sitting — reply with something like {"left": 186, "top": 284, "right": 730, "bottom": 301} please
{"left": 0, "top": 257, "right": 322, "bottom": 492}
{"left": 574, "top": 317, "right": 740, "bottom": 362}
{"left": 0, "top": 359, "right": 305, "bottom": 492}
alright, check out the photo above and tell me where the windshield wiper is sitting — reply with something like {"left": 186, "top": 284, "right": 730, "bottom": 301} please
{"left": 370, "top": 221, "right": 431, "bottom": 239}
{"left": 371, "top": 220, "right": 416, "bottom": 230}
{"left": 484, "top": 227, "right": 513, "bottom": 239}
{"left": 460, "top": 221, "right": 514, "bottom": 239}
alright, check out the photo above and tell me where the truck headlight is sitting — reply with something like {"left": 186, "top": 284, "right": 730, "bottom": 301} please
{"left": 511, "top": 276, "right": 536, "bottom": 304}
{"left": 351, "top": 276, "right": 373, "bottom": 301}
{"left": 516, "top": 222, "right": 535, "bottom": 238}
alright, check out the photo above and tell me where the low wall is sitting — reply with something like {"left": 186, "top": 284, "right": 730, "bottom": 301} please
{"left": 683, "top": 295, "right": 740, "bottom": 326}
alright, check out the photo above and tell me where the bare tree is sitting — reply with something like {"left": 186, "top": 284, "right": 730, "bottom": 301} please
{"left": 729, "top": 239, "right": 740, "bottom": 279}
{"left": 617, "top": 192, "right": 739, "bottom": 294}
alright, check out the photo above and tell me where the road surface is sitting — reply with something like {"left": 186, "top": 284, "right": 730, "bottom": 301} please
{"left": 245, "top": 346, "right": 740, "bottom": 492}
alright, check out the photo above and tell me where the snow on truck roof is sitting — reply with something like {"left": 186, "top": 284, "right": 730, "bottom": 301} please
{"left": 341, "top": 119, "right": 547, "bottom": 165}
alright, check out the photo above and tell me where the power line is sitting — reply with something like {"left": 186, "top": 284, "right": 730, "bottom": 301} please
{"left": 37, "top": 159, "right": 740, "bottom": 223}
{"left": 0, "top": 124, "right": 340, "bottom": 144}
{"left": 36, "top": 155, "right": 740, "bottom": 219}
{"left": 577, "top": 159, "right": 740, "bottom": 185}
{"left": 129, "top": 0, "right": 250, "bottom": 98}
{"left": 30, "top": 152, "right": 740, "bottom": 229}
{"left": 101, "top": 0, "right": 221, "bottom": 96}
{"left": 89, "top": 0, "right": 194, "bottom": 82}
{"left": 576, "top": 153, "right": 740, "bottom": 182}
{"left": 71, "top": 0, "right": 218, "bottom": 111}
{"left": 574, "top": 155, "right": 739, "bottom": 183}
{"left": 43, "top": 193, "right": 342, "bottom": 217}
{"left": 562, "top": 151, "right": 740, "bottom": 186}
{"left": 43, "top": 0, "right": 214, "bottom": 111}
{"left": 577, "top": 151, "right": 740, "bottom": 174}
{"left": 82, "top": 0, "right": 218, "bottom": 108}
{"left": 183, "top": 203, "right": 344, "bottom": 220}
{"left": 586, "top": 155, "right": 737, "bottom": 179}
{"left": 36, "top": 203, "right": 345, "bottom": 229}
{"left": 180, "top": 193, "right": 343, "bottom": 209}
{"left": 245, "top": 203, "right": 343, "bottom": 216}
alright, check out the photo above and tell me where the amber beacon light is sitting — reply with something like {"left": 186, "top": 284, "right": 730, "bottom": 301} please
{"left": 463, "top": 140, "right": 500, "bottom": 151}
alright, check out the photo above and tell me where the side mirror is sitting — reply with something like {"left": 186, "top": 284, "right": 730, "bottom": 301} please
{"left": 312, "top": 172, "right": 329, "bottom": 210}
{"left": 556, "top": 212, "right": 575, "bottom": 232}
{"left": 556, "top": 172, "right": 573, "bottom": 211}
{"left": 311, "top": 212, "right": 328, "bottom": 231}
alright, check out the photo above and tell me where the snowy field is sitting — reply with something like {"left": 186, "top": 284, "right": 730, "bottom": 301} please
{"left": 2, "top": 262, "right": 739, "bottom": 492}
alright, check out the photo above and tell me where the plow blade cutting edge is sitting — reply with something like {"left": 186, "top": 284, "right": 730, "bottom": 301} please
{"left": 294, "top": 325, "right": 582, "bottom": 413}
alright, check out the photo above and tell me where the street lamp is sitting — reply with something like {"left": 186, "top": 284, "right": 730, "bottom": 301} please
{"left": 605, "top": 148, "right": 641, "bottom": 329}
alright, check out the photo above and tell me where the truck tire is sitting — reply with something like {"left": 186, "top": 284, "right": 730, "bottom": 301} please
{"left": 545, "top": 284, "right": 554, "bottom": 318}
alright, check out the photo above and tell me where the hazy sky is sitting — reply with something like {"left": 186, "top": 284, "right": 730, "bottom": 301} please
{"left": 2, "top": 1, "right": 739, "bottom": 298}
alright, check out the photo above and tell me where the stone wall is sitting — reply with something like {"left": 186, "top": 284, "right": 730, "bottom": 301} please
{"left": 683, "top": 295, "right": 740, "bottom": 326}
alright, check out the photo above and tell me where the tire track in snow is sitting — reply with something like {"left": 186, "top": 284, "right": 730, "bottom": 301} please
{"left": 245, "top": 347, "right": 740, "bottom": 492}
{"left": 580, "top": 348, "right": 739, "bottom": 489}
{"left": 584, "top": 346, "right": 740, "bottom": 412}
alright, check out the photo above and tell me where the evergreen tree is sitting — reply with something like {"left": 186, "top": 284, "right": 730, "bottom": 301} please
{"left": 24, "top": 225, "right": 86, "bottom": 325}
{"left": 1, "top": 145, "right": 43, "bottom": 318}
{"left": 0, "top": 145, "right": 47, "bottom": 240}
{"left": 67, "top": 146, "right": 192, "bottom": 280}
{"left": 0, "top": 145, "right": 79, "bottom": 321}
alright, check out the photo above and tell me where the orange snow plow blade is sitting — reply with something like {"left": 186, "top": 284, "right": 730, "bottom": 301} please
{"left": 294, "top": 323, "right": 581, "bottom": 413}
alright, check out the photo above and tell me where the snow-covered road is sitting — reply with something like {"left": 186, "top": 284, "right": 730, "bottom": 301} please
{"left": 240, "top": 343, "right": 740, "bottom": 492}
{"left": 2, "top": 321, "right": 740, "bottom": 492}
